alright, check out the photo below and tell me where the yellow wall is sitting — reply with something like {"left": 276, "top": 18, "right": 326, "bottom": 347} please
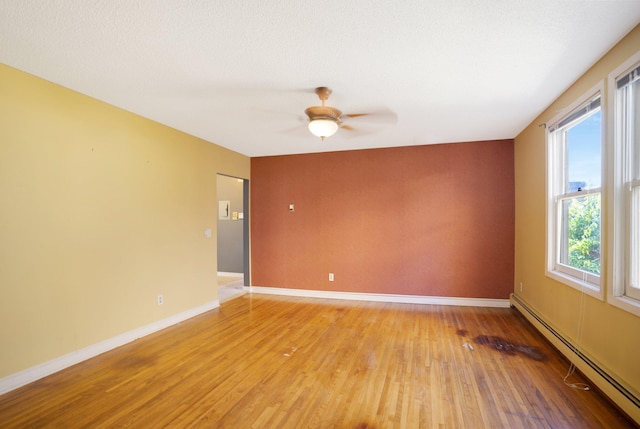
{"left": 0, "top": 64, "right": 249, "bottom": 378}
{"left": 514, "top": 25, "right": 640, "bottom": 399}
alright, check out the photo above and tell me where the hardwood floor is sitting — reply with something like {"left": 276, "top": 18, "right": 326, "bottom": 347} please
{"left": 0, "top": 294, "right": 635, "bottom": 428}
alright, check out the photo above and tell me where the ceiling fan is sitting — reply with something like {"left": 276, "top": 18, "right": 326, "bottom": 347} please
{"left": 304, "top": 87, "right": 395, "bottom": 140}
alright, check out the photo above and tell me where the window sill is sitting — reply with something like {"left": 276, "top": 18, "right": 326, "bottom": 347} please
{"left": 608, "top": 293, "right": 640, "bottom": 318}
{"left": 546, "top": 270, "right": 604, "bottom": 301}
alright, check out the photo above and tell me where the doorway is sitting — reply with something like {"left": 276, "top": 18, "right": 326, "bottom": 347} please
{"left": 216, "top": 174, "right": 249, "bottom": 302}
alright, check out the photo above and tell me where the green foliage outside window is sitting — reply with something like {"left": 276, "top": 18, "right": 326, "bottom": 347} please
{"left": 567, "top": 194, "right": 601, "bottom": 275}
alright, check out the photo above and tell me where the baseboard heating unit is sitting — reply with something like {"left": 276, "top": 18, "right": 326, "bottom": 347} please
{"left": 510, "top": 293, "right": 640, "bottom": 424}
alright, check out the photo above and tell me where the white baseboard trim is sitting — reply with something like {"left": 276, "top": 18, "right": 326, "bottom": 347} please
{"left": 0, "top": 300, "right": 220, "bottom": 396}
{"left": 510, "top": 293, "right": 640, "bottom": 424}
{"left": 249, "top": 286, "right": 510, "bottom": 308}
{"left": 217, "top": 272, "right": 243, "bottom": 278}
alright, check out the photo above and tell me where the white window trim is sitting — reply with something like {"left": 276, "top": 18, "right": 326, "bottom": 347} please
{"left": 607, "top": 48, "right": 640, "bottom": 317}
{"left": 546, "top": 81, "right": 605, "bottom": 301}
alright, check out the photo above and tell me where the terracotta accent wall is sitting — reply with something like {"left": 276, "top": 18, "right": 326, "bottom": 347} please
{"left": 251, "top": 140, "right": 514, "bottom": 298}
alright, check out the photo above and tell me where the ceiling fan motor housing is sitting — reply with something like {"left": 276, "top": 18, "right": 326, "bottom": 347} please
{"left": 304, "top": 105, "right": 343, "bottom": 122}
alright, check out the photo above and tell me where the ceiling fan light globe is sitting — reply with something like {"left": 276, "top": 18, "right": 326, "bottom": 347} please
{"left": 308, "top": 119, "right": 339, "bottom": 139}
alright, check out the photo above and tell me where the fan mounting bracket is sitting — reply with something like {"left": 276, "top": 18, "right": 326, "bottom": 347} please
{"left": 315, "top": 87, "right": 332, "bottom": 103}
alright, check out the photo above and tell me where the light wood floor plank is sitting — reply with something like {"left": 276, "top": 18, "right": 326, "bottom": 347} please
{"left": 0, "top": 294, "right": 636, "bottom": 428}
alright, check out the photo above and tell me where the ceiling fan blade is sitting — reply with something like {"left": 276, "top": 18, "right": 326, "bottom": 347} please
{"left": 338, "top": 125, "right": 380, "bottom": 139}
{"left": 343, "top": 108, "right": 397, "bottom": 124}
{"left": 278, "top": 125, "right": 310, "bottom": 136}
{"left": 250, "top": 107, "right": 307, "bottom": 122}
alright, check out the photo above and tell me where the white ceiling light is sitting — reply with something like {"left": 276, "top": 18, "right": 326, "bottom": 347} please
{"left": 307, "top": 118, "right": 339, "bottom": 140}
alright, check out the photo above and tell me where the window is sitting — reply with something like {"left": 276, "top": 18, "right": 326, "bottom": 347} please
{"left": 547, "top": 84, "right": 603, "bottom": 298}
{"left": 609, "top": 49, "right": 640, "bottom": 314}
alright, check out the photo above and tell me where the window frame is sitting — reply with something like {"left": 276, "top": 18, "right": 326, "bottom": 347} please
{"left": 607, "top": 49, "right": 640, "bottom": 316}
{"left": 546, "top": 82, "right": 605, "bottom": 300}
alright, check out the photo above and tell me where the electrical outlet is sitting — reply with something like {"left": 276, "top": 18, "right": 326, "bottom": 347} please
{"left": 157, "top": 294, "right": 164, "bottom": 305}
{"left": 329, "top": 273, "right": 334, "bottom": 282}
{"left": 519, "top": 282, "right": 523, "bottom": 292}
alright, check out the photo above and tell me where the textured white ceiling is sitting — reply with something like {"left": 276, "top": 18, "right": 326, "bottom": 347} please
{"left": 1, "top": 1, "right": 639, "bottom": 156}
